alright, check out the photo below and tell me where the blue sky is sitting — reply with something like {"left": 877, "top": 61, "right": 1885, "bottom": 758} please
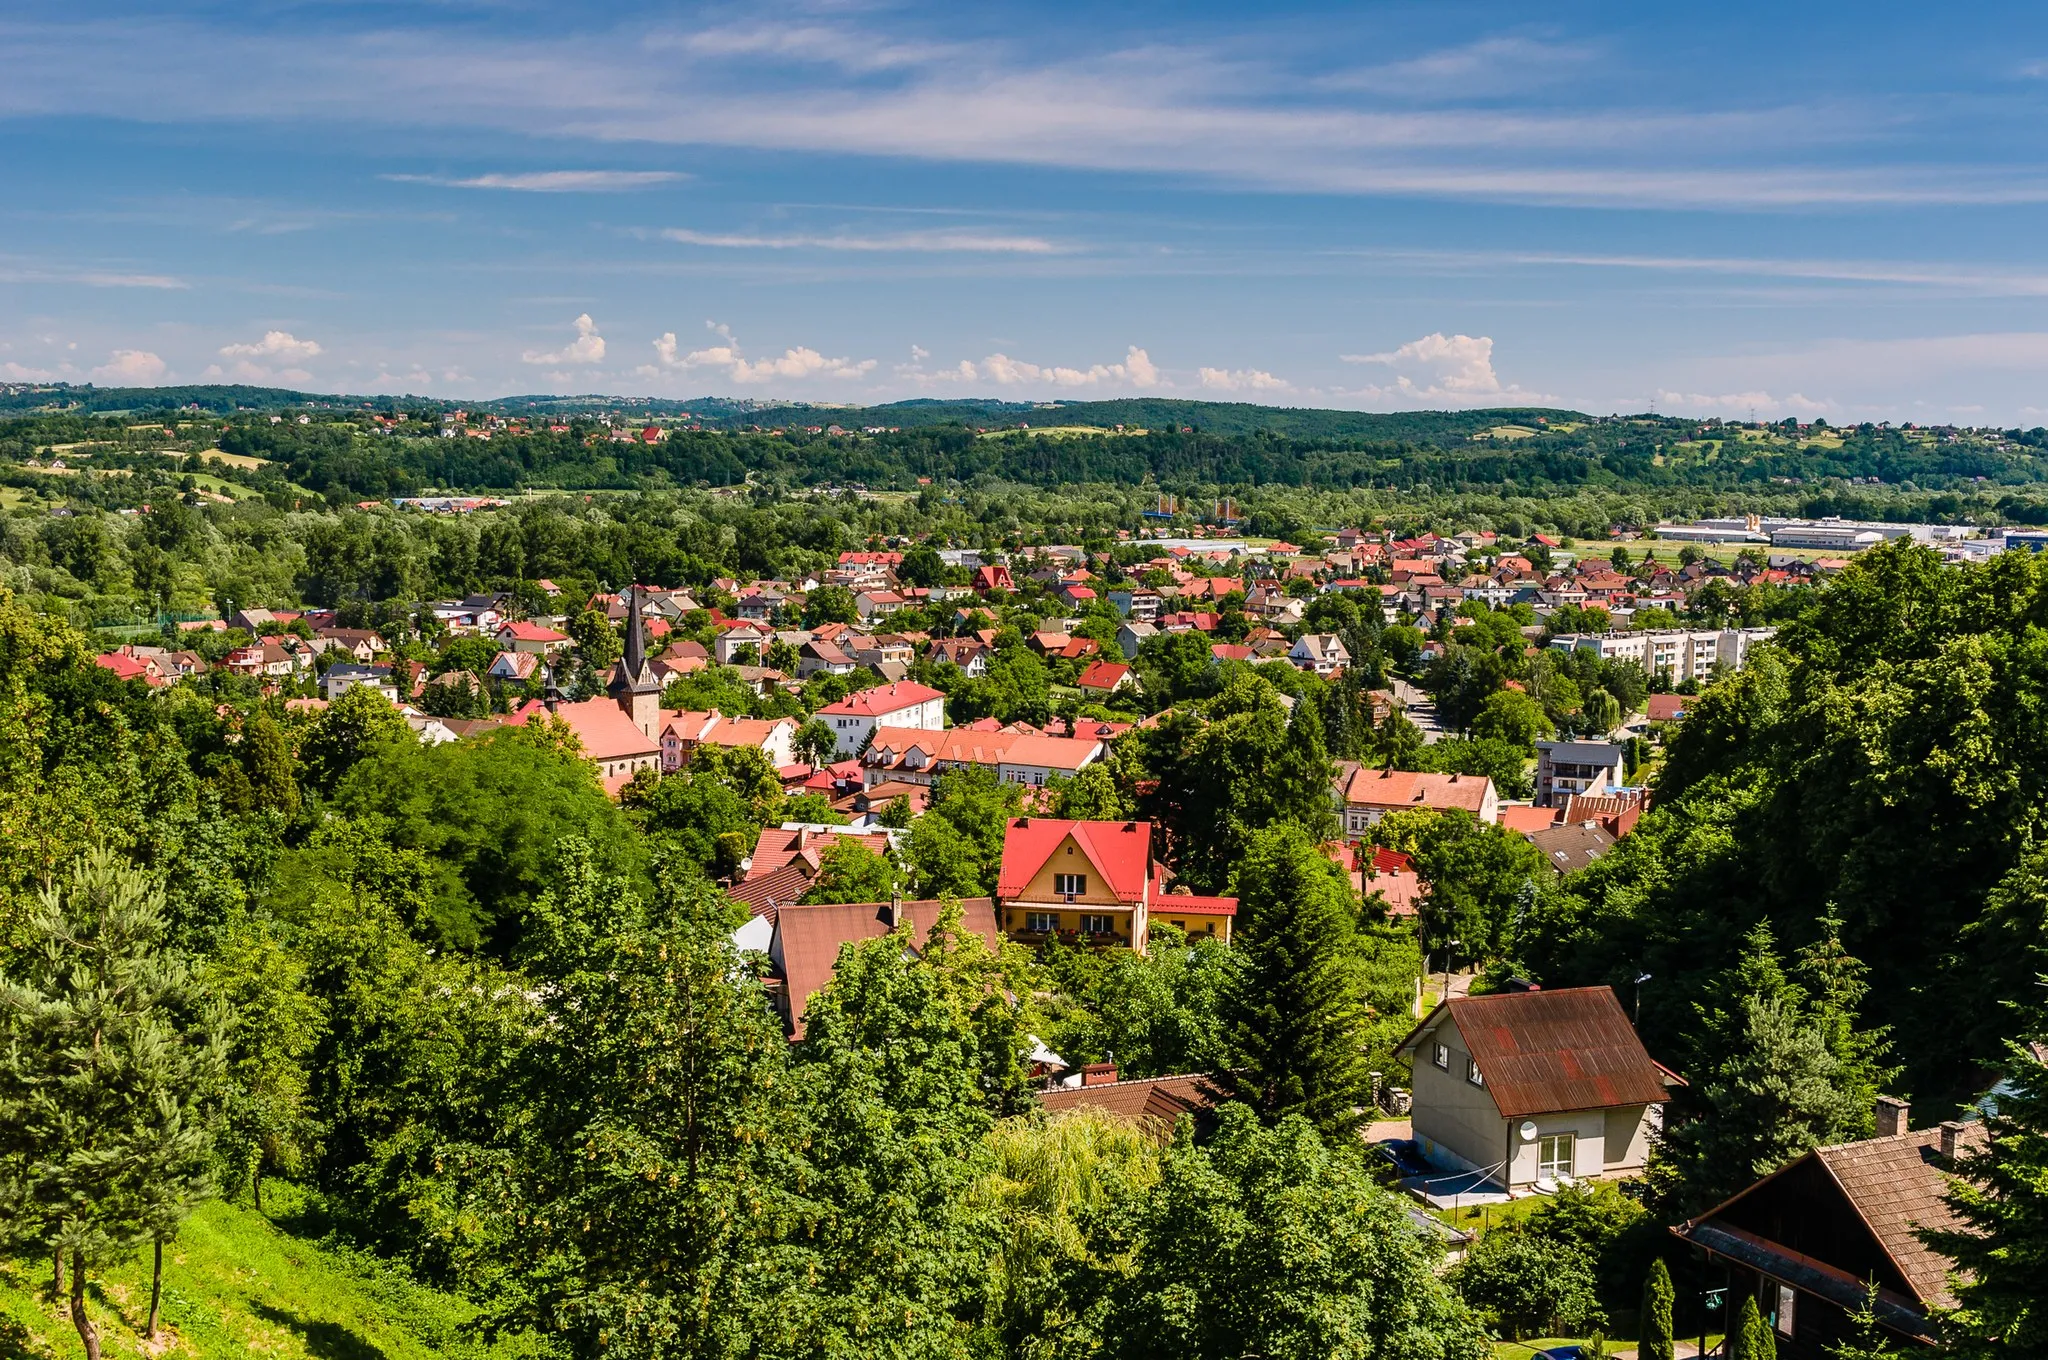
{"left": 9, "top": 1, "right": 2048, "bottom": 421}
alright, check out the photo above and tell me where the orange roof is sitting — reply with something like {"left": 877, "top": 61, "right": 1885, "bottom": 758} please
{"left": 997, "top": 818, "right": 1151, "bottom": 902}
{"left": 777, "top": 898, "right": 999, "bottom": 1039}
{"left": 1497, "top": 805, "right": 1562, "bottom": 835}
{"left": 745, "top": 825, "right": 893, "bottom": 880}
{"left": 1337, "top": 765, "right": 1493, "bottom": 816}
{"left": 998, "top": 733, "right": 1102, "bottom": 772}
{"left": 1077, "top": 660, "right": 1131, "bottom": 689}
{"left": 504, "top": 697, "right": 658, "bottom": 762}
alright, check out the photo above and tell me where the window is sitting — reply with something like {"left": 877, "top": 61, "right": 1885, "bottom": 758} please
{"left": 1079, "top": 913, "right": 1115, "bottom": 936}
{"left": 1054, "top": 873, "right": 1088, "bottom": 896}
{"left": 1773, "top": 1283, "right": 1796, "bottom": 1338}
{"left": 1432, "top": 1042, "right": 1450, "bottom": 1070}
{"left": 1537, "top": 1133, "right": 1574, "bottom": 1181}
{"left": 1024, "top": 912, "right": 1058, "bottom": 934}
{"left": 1466, "top": 1057, "right": 1484, "bottom": 1087}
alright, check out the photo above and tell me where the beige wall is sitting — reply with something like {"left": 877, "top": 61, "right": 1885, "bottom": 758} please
{"left": 1409, "top": 1015, "right": 1510, "bottom": 1178}
{"left": 1014, "top": 835, "right": 1128, "bottom": 906}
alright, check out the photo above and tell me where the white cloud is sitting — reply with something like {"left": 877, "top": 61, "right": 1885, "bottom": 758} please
{"left": 1, "top": 361, "right": 58, "bottom": 380}
{"left": 89, "top": 350, "right": 167, "bottom": 384}
{"left": 220, "top": 329, "right": 322, "bottom": 360}
{"left": 955, "top": 345, "right": 1162, "bottom": 390}
{"left": 1199, "top": 365, "right": 1292, "bottom": 392}
{"left": 386, "top": 170, "right": 685, "bottom": 192}
{"left": 0, "top": 266, "right": 187, "bottom": 289}
{"left": 647, "top": 320, "right": 875, "bottom": 383}
{"left": 1341, "top": 332, "right": 1548, "bottom": 405}
{"left": 523, "top": 313, "right": 607, "bottom": 366}
{"left": 910, "top": 344, "right": 930, "bottom": 361}
{"left": 660, "top": 227, "right": 1059, "bottom": 254}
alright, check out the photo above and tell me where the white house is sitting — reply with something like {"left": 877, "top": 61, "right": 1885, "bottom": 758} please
{"left": 817, "top": 681, "right": 946, "bottom": 757}
{"left": 1289, "top": 633, "right": 1351, "bottom": 675}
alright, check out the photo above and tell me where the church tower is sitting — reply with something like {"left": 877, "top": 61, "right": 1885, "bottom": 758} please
{"left": 608, "top": 586, "right": 662, "bottom": 739}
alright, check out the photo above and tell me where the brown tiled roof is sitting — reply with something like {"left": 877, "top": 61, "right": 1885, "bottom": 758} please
{"left": 1817, "top": 1125, "right": 1987, "bottom": 1308}
{"left": 776, "top": 898, "right": 998, "bottom": 1039}
{"left": 1401, "top": 985, "right": 1668, "bottom": 1118}
{"left": 1039, "top": 1073, "right": 1218, "bottom": 1126}
{"left": 1528, "top": 822, "right": 1616, "bottom": 874}
{"left": 726, "top": 861, "right": 815, "bottom": 915}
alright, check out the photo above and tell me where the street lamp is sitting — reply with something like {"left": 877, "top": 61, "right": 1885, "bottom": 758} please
{"left": 1441, "top": 937, "right": 1462, "bottom": 1005}
{"left": 1701, "top": 1283, "right": 1725, "bottom": 1358}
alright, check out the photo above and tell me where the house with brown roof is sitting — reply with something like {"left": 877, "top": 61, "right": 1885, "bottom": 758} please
{"left": 1040, "top": 1071, "right": 1219, "bottom": 1132}
{"left": 1672, "top": 1098, "right": 1986, "bottom": 1354}
{"left": 1394, "top": 985, "right": 1680, "bottom": 1193}
{"left": 768, "top": 897, "right": 1000, "bottom": 1038}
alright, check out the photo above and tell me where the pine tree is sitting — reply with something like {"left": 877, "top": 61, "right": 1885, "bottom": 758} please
{"left": 1923, "top": 1018, "right": 2048, "bottom": 1355}
{"left": 1639, "top": 1257, "right": 1676, "bottom": 1360}
{"left": 0, "top": 847, "right": 226, "bottom": 1358}
{"left": 1729, "top": 1295, "right": 1777, "bottom": 1360}
{"left": 1826, "top": 1281, "right": 1905, "bottom": 1359}
{"left": 1218, "top": 824, "right": 1375, "bottom": 1139}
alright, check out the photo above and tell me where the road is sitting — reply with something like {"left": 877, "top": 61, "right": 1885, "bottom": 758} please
{"left": 1392, "top": 678, "right": 1445, "bottom": 745}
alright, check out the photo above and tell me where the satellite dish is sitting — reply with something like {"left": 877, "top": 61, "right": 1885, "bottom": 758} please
{"left": 1519, "top": 1120, "right": 1539, "bottom": 1142}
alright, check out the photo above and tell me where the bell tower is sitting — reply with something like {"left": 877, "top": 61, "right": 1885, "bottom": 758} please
{"left": 608, "top": 587, "right": 662, "bottom": 738}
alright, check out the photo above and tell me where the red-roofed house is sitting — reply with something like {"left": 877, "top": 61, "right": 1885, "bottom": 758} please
{"left": 497, "top": 620, "right": 569, "bottom": 654}
{"left": 505, "top": 697, "right": 660, "bottom": 794}
{"left": 1075, "top": 659, "right": 1134, "bottom": 697}
{"left": 1395, "top": 985, "right": 1680, "bottom": 1193}
{"left": 995, "top": 817, "right": 1233, "bottom": 951}
{"left": 973, "top": 564, "right": 1015, "bottom": 594}
{"left": 816, "top": 680, "right": 945, "bottom": 756}
{"left": 93, "top": 652, "right": 160, "bottom": 685}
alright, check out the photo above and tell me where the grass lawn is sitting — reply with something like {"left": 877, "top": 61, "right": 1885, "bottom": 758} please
{"left": 0, "top": 1182, "right": 527, "bottom": 1360}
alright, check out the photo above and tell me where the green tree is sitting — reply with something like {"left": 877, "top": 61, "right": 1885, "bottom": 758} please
{"left": 1449, "top": 1227, "right": 1604, "bottom": 1341}
{"left": 1470, "top": 688, "right": 1552, "bottom": 749}
{"left": 793, "top": 717, "right": 838, "bottom": 767}
{"left": 1829, "top": 1282, "right": 1907, "bottom": 1359}
{"left": 1218, "top": 825, "right": 1375, "bottom": 1139}
{"left": 1640, "top": 1257, "right": 1677, "bottom": 1360}
{"left": 799, "top": 839, "right": 900, "bottom": 905}
{"left": 1044, "top": 764, "right": 1131, "bottom": 821}
{"left": 1081, "top": 1104, "right": 1487, "bottom": 1360}
{"left": 0, "top": 847, "right": 226, "bottom": 1360}
{"left": 1580, "top": 686, "right": 1623, "bottom": 735}
{"left": 802, "top": 583, "right": 859, "bottom": 628}
{"left": 1729, "top": 1294, "right": 1778, "bottom": 1360}
{"left": 203, "top": 918, "right": 323, "bottom": 1212}
{"left": 1923, "top": 1016, "right": 2048, "bottom": 1356}
{"left": 1039, "top": 923, "right": 1232, "bottom": 1078}
{"left": 568, "top": 608, "right": 621, "bottom": 669}
{"left": 301, "top": 682, "right": 413, "bottom": 791}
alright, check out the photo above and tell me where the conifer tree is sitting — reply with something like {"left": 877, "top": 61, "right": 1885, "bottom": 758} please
{"left": 0, "top": 847, "right": 226, "bottom": 1358}
{"left": 1218, "top": 824, "right": 1374, "bottom": 1139}
{"left": 1639, "top": 1257, "right": 1677, "bottom": 1360}
{"left": 1729, "top": 1294, "right": 1777, "bottom": 1360}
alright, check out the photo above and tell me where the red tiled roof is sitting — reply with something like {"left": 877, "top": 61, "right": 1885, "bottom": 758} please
{"left": 817, "top": 680, "right": 943, "bottom": 718}
{"left": 1368, "top": 847, "right": 1414, "bottom": 875}
{"left": 498, "top": 621, "right": 567, "bottom": 642}
{"left": 1076, "top": 660, "right": 1131, "bottom": 690}
{"left": 1337, "top": 765, "right": 1493, "bottom": 816}
{"left": 1498, "top": 804, "right": 1563, "bottom": 835}
{"left": 997, "top": 818, "right": 1151, "bottom": 902}
{"left": 745, "top": 825, "right": 892, "bottom": 880}
{"left": 1151, "top": 894, "right": 1237, "bottom": 916}
{"left": 997, "top": 733, "right": 1103, "bottom": 772}
{"left": 1400, "top": 985, "right": 1669, "bottom": 1119}
{"left": 503, "top": 697, "right": 659, "bottom": 762}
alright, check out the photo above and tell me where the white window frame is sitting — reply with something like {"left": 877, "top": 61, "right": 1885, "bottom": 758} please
{"left": 1537, "top": 1133, "right": 1574, "bottom": 1180}
{"left": 1467, "top": 1057, "right": 1485, "bottom": 1087}
{"left": 1023, "top": 911, "right": 1058, "bottom": 934}
{"left": 1078, "top": 913, "right": 1115, "bottom": 936}
{"left": 1432, "top": 1042, "right": 1450, "bottom": 1070}
{"left": 1053, "top": 872, "right": 1088, "bottom": 896}
{"left": 1773, "top": 1283, "right": 1796, "bottom": 1338}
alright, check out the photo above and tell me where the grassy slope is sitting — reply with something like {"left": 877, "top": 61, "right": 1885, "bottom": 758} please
{"left": 0, "top": 1184, "right": 522, "bottom": 1360}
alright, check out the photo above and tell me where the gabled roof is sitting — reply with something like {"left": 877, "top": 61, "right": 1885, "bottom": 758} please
{"left": 1039, "top": 1073, "right": 1218, "bottom": 1125}
{"left": 498, "top": 621, "right": 567, "bottom": 642}
{"left": 1076, "top": 660, "right": 1131, "bottom": 690}
{"left": 1397, "top": 985, "right": 1668, "bottom": 1119}
{"left": 817, "top": 680, "right": 944, "bottom": 717}
{"left": 504, "top": 697, "right": 659, "bottom": 762}
{"left": 998, "top": 734, "right": 1103, "bottom": 772}
{"left": 997, "top": 817, "right": 1152, "bottom": 902}
{"left": 1335, "top": 764, "right": 1494, "bottom": 816}
{"left": 775, "top": 898, "right": 999, "bottom": 1039}
{"left": 745, "top": 824, "right": 893, "bottom": 880}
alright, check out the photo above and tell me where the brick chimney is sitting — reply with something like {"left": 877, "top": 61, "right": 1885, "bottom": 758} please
{"left": 1081, "top": 1062, "right": 1118, "bottom": 1087}
{"left": 1875, "top": 1095, "right": 1909, "bottom": 1138}
{"left": 1938, "top": 1120, "right": 1966, "bottom": 1159}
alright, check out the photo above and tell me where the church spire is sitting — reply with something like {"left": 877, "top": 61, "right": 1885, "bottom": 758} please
{"left": 609, "top": 586, "right": 662, "bottom": 739}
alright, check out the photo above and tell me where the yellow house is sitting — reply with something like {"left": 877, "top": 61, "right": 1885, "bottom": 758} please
{"left": 995, "top": 817, "right": 1234, "bottom": 953}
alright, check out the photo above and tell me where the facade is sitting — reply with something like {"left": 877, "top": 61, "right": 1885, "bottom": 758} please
{"left": 860, "top": 726, "right": 1103, "bottom": 788}
{"left": 817, "top": 681, "right": 946, "bottom": 756}
{"left": 1550, "top": 627, "right": 1778, "bottom": 683}
{"left": 1395, "top": 986, "right": 1676, "bottom": 1193}
{"left": 1672, "top": 1099, "right": 1985, "bottom": 1354}
{"left": 1288, "top": 633, "right": 1351, "bottom": 675}
{"left": 1534, "top": 740, "right": 1627, "bottom": 807}
{"left": 994, "top": 817, "right": 1236, "bottom": 952}
{"left": 322, "top": 662, "right": 398, "bottom": 702}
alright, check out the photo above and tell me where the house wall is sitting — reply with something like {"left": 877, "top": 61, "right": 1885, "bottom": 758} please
{"left": 1409, "top": 1015, "right": 1511, "bottom": 1180}
{"left": 1153, "top": 911, "right": 1230, "bottom": 942}
{"left": 1505, "top": 1108, "right": 1609, "bottom": 1186}
{"left": 1001, "top": 832, "right": 1145, "bottom": 947}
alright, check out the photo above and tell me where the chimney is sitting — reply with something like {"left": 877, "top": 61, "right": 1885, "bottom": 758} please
{"left": 1875, "top": 1096, "right": 1909, "bottom": 1138}
{"left": 1939, "top": 1120, "right": 1966, "bottom": 1159}
{"left": 1081, "top": 1062, "right": 1118, "bottom": 1087}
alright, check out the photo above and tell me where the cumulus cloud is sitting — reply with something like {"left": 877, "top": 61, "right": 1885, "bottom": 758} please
{"left": 386, "top": 170, "right": 684, "bottom": 192}
{"left": 1341, "top": 332, "right": 1549, "bottom": 405}
{"left": 1, "top": 361, "right": 58, "bottom": 380}
{"left": 89, "top": 350, "right": 167, "bottom": 384}
{"left": 220, "top": 330, "right": 322, "bottom": 360}
{"left": 1199, "top": 365, "right": 1293, "bottom": 392}
{"left": 952, "top": 345, "right": 1162, "bottom": 390}
{"left": 523, "top": 314, "right": 607, "bottom": 366}
{"left": 646, "top": 320, "right": 875, "bottom": 383}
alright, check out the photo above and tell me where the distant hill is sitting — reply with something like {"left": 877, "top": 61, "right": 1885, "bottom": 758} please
{"left": 0, "top": 381, "right": 1584, "bottom": 436}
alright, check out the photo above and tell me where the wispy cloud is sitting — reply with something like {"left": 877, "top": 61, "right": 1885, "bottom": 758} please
{"left": 0, "top": 264, "right": 187, "bottom": 289}
{"left": 385, "top": 170, "right": 686, "bottom": 192}
{"left": 1199, "top": 366, "right": 1293, "bottom": 392}
{"left": 1338, "top": 247, "right": 2048, "bottom": 297}
{"left": 89, "top": 349, "right": 167, "bottom": 384}
{"left": 659, "top": 227, "right": 1060, "bottom": 254}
